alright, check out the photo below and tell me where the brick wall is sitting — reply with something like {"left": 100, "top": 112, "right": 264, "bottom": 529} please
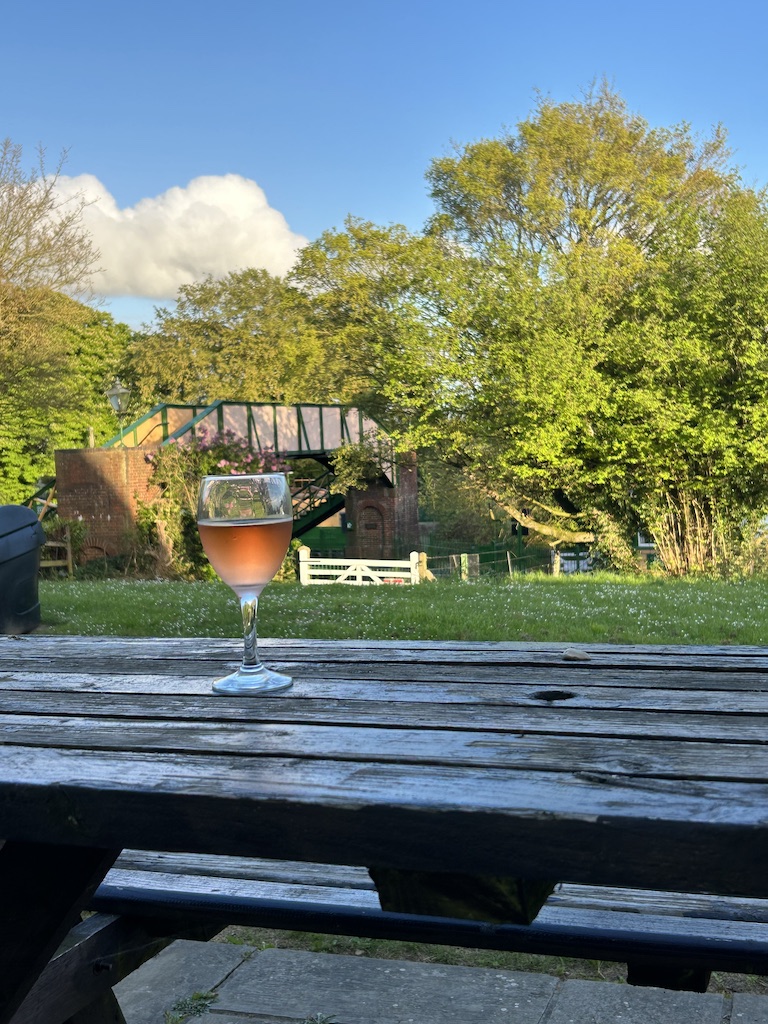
{"left": 345, "top": 454, "right": 420, "bottom": 559}
{"left": 392, "top": 453, "right": 420, "bottom": 553}
{"left": 55, "top": 448, "right": 159, "bottom": 558}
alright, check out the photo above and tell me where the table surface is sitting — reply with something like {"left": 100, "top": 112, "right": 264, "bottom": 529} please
{"left": 1, "top": 633, "right": 767, "bottom": 896}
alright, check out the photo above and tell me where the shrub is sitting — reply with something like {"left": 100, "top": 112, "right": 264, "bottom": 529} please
{"left": 140, "top": 429, "right": 290, "bottom": 579}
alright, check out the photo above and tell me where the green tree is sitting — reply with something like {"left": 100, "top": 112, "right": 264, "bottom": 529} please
{"left": 426, "top": 81, "right": 731, "bottom": 258}
{"left": 292, "top": 220, "right": 444, "bottom": 421}
{"left": 0, "top": 138, "right": 113, "bottom": 502}
{"left": 0, "top": 289, "right": 130, "bottom": 502}
{"left": 0, "top": 138, "right": 99, "bottom": 292}
{"left": 294, "top": 85, "right": 768, "bottom": 573}
{"left": 127, "top": 268, "right": 347, "bottom": 407}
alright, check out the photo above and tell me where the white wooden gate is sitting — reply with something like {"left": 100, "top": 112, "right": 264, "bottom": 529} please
{"left": 298, "top": 547, "right": 420, "bottom": 586}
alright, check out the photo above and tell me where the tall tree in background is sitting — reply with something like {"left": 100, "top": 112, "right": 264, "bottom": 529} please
{"left": 0, "top": 290, "right": 130, "bottom": 502}
{"left": 292, "top": 219, "right": 444, "bottom": 423}
{"left": 294, "top": 84, "right": 768, "bottom": 572}
{"left": 0, "top": 139, "right": 125, "bottom": 502}
{"left": 127, "top": 268, "right": 350, "bottom": 406}
{"left": 0, "top": 138, "right": 99, "bottom": 292}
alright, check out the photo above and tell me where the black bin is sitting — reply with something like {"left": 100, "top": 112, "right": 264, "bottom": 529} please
{"left": 0, "top": 505, "right": 46, "bottom": 634}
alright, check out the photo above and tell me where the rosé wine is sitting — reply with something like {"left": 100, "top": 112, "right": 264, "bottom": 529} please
{"left": 198, "top": 517, "right": 292, "bottom": 590}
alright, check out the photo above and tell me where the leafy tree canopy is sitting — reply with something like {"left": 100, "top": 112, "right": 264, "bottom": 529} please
{"left": 0, "top": 138, "right": 118, "bottom": 502}
{"left": 0, "top": 288, "right": 131, "bottom": 502}
{"left": 292, "top": 83, "right": 768, "bottom": 573}
{"left": 127, "top": 268, "right": 353, "bottom": 407}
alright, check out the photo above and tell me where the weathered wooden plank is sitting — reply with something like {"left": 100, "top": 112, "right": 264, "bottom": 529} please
{"left": 0, "top": 745, "right": 767, "bottom": 894}
{"left": 108, "top": 851, "right": 768, "bottom": 923}
{"left": 11, "top": 914, "right": 177, "bottom": 1024}
{"left": 0, "top": 713, "right": 766, "bottom": 782}
{"left": 2, "top": 673, "right": 767, "bottom": 711}
{"left": 96, "top": 867, "right": 768, "bottom": 937}
{"left": 548, "top": 884, "right": 768, "bottom": 921}
{"left": 88, "top": 855, "right": 768, "bottom": 984}
{"left": 1, "top": 689, "right": 765, "bottom": 741}
{"left": 114, "top": 850, "right": 376, "bottom": 889}
{"left": 102, "top": 867, "right": 383, "bottom": 909}
{"left": 7, "top": 635, "right": 768, "bottom": 672}
{"left": 4, "top": 661, "right": 768, "bottom": 690}
{"left": 9, "top": 635, "right": 768, "bottom": 656}
{"left": 107, "top": 852, "right": 768, "bottom": 924}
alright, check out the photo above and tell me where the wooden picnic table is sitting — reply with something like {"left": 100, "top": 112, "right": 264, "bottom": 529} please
{"left": 0, "top": 634, "right": 767, "bottom": 1021}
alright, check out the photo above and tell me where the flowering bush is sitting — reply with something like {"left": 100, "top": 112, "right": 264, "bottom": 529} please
{"left": 140, "top": 429, "right": 290, "bottom": 578}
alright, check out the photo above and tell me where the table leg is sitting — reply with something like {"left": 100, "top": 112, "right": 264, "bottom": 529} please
{"left": 626, "top": 961, "right": 712, "bottom": 992}
{"left": 63, "top": 990, "right": 127, "bottom": 1024}
{"left": 0, "top": 840, "right": 119, "bottom": 1024}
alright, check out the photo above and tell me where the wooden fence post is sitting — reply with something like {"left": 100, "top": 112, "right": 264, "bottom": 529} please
{"left": 298, "top": 546, "right": 310, "bottom": 585}
{"left": 409, "top": 551, "right": 420, "bottom": 584}
{"left": 417, "top": 552, "right": 435, "bottom": 582}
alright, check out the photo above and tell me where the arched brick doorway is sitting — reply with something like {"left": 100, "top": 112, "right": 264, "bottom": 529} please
{"left": 356, "top": 503, "right": 386, "bottom": 558}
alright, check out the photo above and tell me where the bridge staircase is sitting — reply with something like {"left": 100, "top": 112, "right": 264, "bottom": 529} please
{"left": 290, "top": 471, "right": 346, "bottom": 537}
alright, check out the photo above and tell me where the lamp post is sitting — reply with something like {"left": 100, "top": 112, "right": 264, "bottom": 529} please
{"left": 106, "top": 378, "right": 131, "bottom": 446}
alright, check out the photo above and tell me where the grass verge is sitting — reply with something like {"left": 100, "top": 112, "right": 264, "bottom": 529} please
{"left": 39, "top": 573, "right": 768, "bottom": 645}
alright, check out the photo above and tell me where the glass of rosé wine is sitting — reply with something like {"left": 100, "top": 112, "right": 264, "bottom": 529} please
{"left": 197, "top": 473, "right": 293, "bottom": 695}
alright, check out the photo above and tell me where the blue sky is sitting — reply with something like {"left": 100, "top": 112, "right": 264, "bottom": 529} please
{"left": 3, "top": 1, "right": 768, "bottom": 327}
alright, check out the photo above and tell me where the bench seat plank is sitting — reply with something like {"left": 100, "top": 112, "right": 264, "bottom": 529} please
{"left": 112, "top": 852, "right": 768, "bottom": 922}
{"left": 88, "top": 853, "right": 768, "bottom": 977}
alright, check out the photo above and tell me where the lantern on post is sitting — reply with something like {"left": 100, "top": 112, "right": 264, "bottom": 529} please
{"left": 106, "top": 379, "right": 131, "bottom": 446}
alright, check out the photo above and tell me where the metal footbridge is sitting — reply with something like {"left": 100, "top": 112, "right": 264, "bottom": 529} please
{"left": 103, "top": 400, "right": 390, "bottom": 535}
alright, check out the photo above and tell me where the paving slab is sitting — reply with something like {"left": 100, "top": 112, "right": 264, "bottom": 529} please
{"left": 546, "top": 978, "right": 726, "bottom": 1024}
{"left": 731, "top": 993, "right": 768, "bottom": 1023}
{"left": 115, "top": 938, "right": 768, "bottom": 1024}
{"left": 213, "top": 947, "right": 559, "bottom": 1023}
{"left": 114, "top": 939, "right": 250, "bottom": 1024}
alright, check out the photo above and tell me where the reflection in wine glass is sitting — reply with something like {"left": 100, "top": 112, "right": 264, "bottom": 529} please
{"left": 198, "top": 473, "right": 293, "bottom": 695}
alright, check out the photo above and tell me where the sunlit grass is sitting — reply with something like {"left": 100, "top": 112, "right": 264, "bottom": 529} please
{"left": 39, "top": 574, "right": 768, "bottom": 645}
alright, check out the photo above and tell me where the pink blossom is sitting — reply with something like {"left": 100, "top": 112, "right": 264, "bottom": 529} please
{"left": 217, "top": 459, "right": 229, "bottom": 468}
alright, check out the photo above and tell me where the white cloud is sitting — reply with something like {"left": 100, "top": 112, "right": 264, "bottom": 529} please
{"left": 54, "top": 173, "right": 308, "bottom": 299}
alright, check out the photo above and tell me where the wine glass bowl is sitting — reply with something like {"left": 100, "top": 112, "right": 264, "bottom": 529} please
{"left": 197, "top": 473, "right": 293, "bottom": 695}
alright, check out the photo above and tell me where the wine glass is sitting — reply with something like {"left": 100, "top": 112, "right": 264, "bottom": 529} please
{"left": 197, "top": 473, "right": 293, "bottom": 695}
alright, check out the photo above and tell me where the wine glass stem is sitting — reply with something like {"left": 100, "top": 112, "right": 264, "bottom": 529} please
{"left": 240, "top": 594, "right": 262, "bottom": 669}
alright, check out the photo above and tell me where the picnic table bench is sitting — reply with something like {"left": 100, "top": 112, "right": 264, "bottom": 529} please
{"left": 1, "top": 635, "right": 767, "bottom": 1023}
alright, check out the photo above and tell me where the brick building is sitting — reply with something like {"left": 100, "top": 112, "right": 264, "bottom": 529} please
{"left": 54, "top": 446, "right": 419, "bottom": 562}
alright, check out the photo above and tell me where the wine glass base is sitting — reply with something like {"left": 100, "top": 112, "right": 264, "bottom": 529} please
{"left": 212, "top": 665, "right": 293, "bottom": 695}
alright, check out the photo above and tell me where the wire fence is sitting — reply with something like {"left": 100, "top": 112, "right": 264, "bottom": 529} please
{"left": 425, "top": 547, "right": 551, "bottom": 578}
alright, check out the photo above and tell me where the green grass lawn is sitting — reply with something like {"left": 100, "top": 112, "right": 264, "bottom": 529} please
{"left": 39, "top": 573, "right": 768, "bottom": 645}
